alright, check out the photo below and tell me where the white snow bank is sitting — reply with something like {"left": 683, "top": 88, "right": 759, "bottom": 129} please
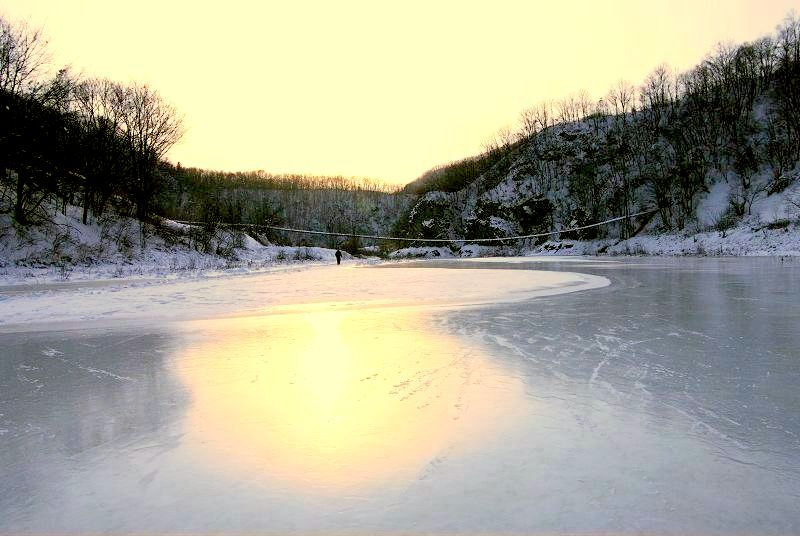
{"left": 0, "top": 265, "right": 609, "bottom": 330}
{"left": 459, "top": 244, "right": 500, "bottom": 257}
{"left": 460, "top": 256, "right": 620, "bottom": 264}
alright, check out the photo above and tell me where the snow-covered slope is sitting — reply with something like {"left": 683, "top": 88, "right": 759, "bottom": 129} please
{"left": 525, "top": 220, "right": 800, "bottom": 256}
{"left": 395, "top": 114, "right": 800, "bottom": 257}
{"left": 0, "top": 203, "right": 351, "bottom": 284}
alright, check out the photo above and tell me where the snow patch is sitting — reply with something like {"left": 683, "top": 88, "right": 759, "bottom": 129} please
{"left": 389, "top": 247, "right": 455, "bottom": 259}
{"left": 697, "top": 180, "right": 731, "bottom": 228}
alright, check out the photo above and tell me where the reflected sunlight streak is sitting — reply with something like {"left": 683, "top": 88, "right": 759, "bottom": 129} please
{"left": 175, "top": 307, "right": 525, "bottom": 492}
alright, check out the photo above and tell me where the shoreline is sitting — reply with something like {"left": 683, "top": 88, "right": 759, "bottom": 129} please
{"left": 0, "top": 264, "right": 608, "bottom": 331}
{"left": 2, "top": 212, "right": 798, "bottom": 286}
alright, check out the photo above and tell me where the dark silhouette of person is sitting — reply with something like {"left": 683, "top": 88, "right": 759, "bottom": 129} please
{"left": 335, "top": 249, "right": 342, "bottom": 265}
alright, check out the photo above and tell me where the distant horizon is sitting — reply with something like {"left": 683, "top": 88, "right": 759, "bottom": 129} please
{"left": 3, "top": 0, "right": 798, "bottom": 186}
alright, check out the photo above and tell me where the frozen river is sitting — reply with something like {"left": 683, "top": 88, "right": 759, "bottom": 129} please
{"left": 1, "top": 257, "right": 799, "bottom": 533}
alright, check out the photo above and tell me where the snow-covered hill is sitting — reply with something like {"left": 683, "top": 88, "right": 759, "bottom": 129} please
{"left": 394, "top": 25, "right": 800, "bottom": 257}
{"left": 395, "top": 114, "right": 800, "bottom": 257}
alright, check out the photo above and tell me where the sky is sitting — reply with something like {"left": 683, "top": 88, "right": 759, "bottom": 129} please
{"left": 2, "top": 0, "right": 797, "bottom": 186}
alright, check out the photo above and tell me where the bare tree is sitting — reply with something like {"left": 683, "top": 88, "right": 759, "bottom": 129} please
{"left": 557, "top": 94, "right": 578, "bottom": 124}
{"left": 119, "top": 84, "right": 183, "bottom": 162}
{"left": 0, "top": 15, "right": 49, "bottom": 95}
{"left": 482, "top": 135, "right": 499, "bottom": 155}
{"left": 1, "top": 15, "right": 50, "bottom": 201}
{"left": 534, "top": 100, "right": 553, "bottom": 133}
{"left": 606, "top": 80, "right": 636, "bottom": 119}
{"left": 777, "top": 10, "right": 800, "bottom": 64}
{"left": 518, "top": 107, "right": 538, "bottom": 138}
{"left": 72, "top": 78, "right": 131, "bottom": 222}
{"left": 496, "top": 125, "right": 515, "bottom": 149}
{"left": 73, "top": 78, "right": 125, "bottom": 126}
{"left": 116, "top": 83, "right": 184, "bottom": 219}
{"left": 575, "top": 89, "right": 593, "bottom": 120}
{"left": 640, "top": 65, "right": 673, "bottom": 108}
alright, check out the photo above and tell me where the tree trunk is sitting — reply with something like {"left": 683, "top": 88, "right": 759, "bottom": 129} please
{"left": 82, "top": 189, "right": 90, "bottom": 225}
{"left": 13, "top": 172, "right": 27, "bottom": 224}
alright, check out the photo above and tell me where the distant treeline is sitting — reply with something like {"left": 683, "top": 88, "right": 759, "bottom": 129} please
{"left": 158, "top": 165, "right": 413, "bottom": 249}
{"left": 176, "top": 167, "right": 401, "bottom": 193}
{"left": 398, "top": 13, "right": 800, "bottom": 240}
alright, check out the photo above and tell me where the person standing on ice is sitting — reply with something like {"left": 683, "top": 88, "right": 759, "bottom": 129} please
{"left": 335, "top": 249, "right": 342, "bottom": 265}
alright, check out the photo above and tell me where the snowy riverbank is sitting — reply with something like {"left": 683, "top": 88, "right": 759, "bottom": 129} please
{"left": 0, "top": 204, "right": 360, "bottom": 286}
{"left": 3, "top": 202, "right": 799, "bottom": 285}
{"left": 389, "top": 219, "right": 800, "bottom": 259}
{"left": 527, "top": 219, "right": 800, "bottom": 257}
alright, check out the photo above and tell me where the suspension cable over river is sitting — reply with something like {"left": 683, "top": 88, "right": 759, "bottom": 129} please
{"left": 174, "top": 208, "right": 657, "bottom": 244}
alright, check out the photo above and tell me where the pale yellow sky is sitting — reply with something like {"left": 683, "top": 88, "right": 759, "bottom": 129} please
{"left": 2, "top": 0, "right": 797, "bottom": 185}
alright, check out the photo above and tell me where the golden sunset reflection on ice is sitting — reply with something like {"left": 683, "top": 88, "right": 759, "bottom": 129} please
{"left": 174, "top": 307, "right": 526, "bottom": 492}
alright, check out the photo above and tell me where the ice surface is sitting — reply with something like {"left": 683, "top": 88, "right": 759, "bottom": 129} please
{"left": 0, "top": 266, "right": 607, "bottom": 329}
{"left": 1, "top": 257, "right": 799, "bottom": 533}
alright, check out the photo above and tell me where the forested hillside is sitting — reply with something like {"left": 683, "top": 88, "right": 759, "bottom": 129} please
{"left": 396, "top": 14, "right": 800, "bottom": 245}
{"left": 0, "top": 15, "right": 183, "bottom": 227}
{"left": 0, "top": 13, "right": 410, "bottom": 261}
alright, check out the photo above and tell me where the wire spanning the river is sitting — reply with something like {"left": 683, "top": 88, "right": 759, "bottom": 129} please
{"left": 172, "top": 208, "right": 658, "bottom": 244}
